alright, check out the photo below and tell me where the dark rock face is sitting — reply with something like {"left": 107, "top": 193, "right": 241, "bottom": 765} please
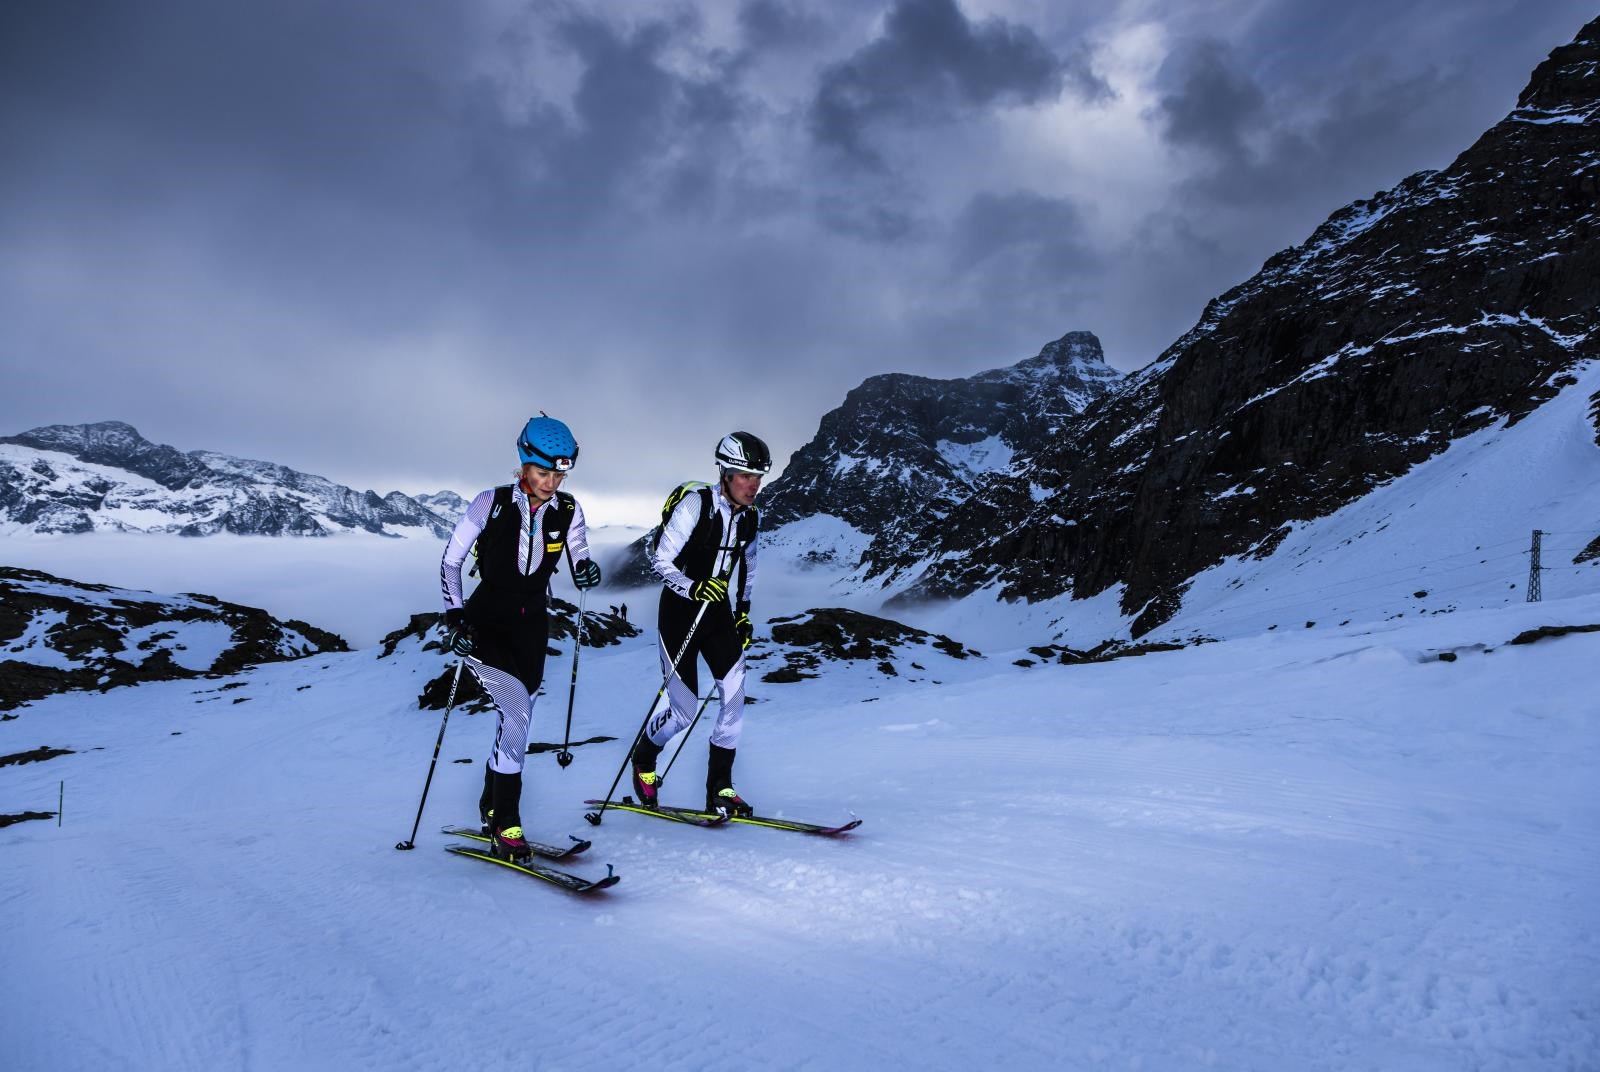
{"left": 0, "top": 567, "right": 348, "bottom": 711}
{"left": 761, "top": 331, "right": 1120, "bottom": 534}
{"left": 4, "top": 421, "right": 210, "bottom": 490}
{"left": 0, "top": 421, "right": 458, "bottom": 537}
{"left": 893, "top": 17, "right": 1600, "bottom": 633}
{"left": 607, "top": 332, "right": 1121, "bottom": 587}
{"left": 749, "top": 607, "right": 980, "bottom": 684}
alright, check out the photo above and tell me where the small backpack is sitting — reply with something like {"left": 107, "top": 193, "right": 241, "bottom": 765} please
{"left": 649, "top": 481, "right": 758, "bottom": 588}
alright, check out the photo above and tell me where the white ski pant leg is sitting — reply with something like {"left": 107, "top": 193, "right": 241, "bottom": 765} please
{"left": 468, "top": 657, "right": 536, "bottom": 774}
{"left": 646, "top": 634, "right": 699, "bottom": 745}
{"left": 708, "top": 659, "right": 745, "bottom": 750}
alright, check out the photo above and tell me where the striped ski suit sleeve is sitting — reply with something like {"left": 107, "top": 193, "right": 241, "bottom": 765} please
{"left": 439, "top": 489, "right": 495, "bottom": 609}
{"left": 566, "top": 497, "right": 593, "bottom": 568}
{"left": 649, "top": 492, "right": 702, "bottom": 599}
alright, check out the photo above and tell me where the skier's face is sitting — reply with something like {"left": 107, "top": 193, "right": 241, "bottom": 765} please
{"left": 724, "top": 470, "right": 762, "bottom": 508}
{"left": 520, "top": 464, "right": 566, "bottom": 503}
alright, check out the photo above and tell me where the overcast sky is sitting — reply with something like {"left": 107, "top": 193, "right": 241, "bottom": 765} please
{"left": 2, "top": 0, "right": 1591, "bottom": 525}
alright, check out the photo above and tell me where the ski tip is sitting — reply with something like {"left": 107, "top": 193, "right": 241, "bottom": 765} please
{"left": 584, "top": 864, "right": 621, "bottom": 892}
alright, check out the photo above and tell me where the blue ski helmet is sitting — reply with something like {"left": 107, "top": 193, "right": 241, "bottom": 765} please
{"left": 516, "top": 416, "right": 579, "bottom": 471}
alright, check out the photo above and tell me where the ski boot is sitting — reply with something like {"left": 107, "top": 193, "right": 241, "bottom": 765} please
{"left": 707, "top": 787, "right": 754, "bottom": 818}
{"left": 490, "top": 825, "right": 533, "bottom": 863}
{"left": 630, "top": 736, "right": 663, "bottom": 809}
{"left": 631, "top": 765, "right": 660, "bottom": 809}
{"left": 705, "top": 743, "right": 750, "bottom": 816}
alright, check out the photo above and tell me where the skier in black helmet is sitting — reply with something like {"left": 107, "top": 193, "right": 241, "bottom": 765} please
{"left": 630, "top": 431, "right": 770, "bottom": 817}
{"left": 439, "top": 415, "right": 603, "bottom": 861}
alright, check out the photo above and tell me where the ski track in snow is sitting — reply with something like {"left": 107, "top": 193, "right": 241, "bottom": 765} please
{"left": 3, "top": 594, "right": 1598, "bottom": 1071}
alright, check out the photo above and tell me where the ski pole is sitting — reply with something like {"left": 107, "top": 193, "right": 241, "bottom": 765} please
{"left": 396, "top": 657, "right": 466, "bottom": 851}
{"left": 584, "top": 598, "right": 714, "bottom": 826}
{"left": 659, "top": 691, "right": 716, "bottom": 785}
{"left": 556, "top": 587, "right": 587, "bottom": 768}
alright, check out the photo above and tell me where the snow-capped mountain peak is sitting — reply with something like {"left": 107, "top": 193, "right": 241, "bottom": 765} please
{"left": 0, "top": 421, "right": 460, "bottom": 538}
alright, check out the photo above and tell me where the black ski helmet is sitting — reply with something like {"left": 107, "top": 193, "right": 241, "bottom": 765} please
{"left": 714, "top": 431, "right": 771, "bottom": 475}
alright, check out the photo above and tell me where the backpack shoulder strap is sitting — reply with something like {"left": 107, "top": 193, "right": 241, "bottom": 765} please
{"left": 733, "top": 504, "right": 757, "bottom": 596}
{"left": 469, "top": 485, "right": 515, "bottom": 578}
{"left": 490, "top": 484, "right": 513, "bottom": 517}
{"left": 547, "top": 490, "right": 576, "bottom": 528}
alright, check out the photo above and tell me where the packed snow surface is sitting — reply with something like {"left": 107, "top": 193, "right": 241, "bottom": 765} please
{"left": 3, "top": 590, "right": 1596, "bottom": 1070}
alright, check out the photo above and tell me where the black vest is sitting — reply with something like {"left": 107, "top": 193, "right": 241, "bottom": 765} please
{"left": 468, "top": 485, "right": 574, "bottom": 616}
{"left": 673, "top": 487, "right": 758, "bottom": 589}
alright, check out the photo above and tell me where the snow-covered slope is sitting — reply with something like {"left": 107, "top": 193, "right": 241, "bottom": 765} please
{"left": 899, "top": 359, "right": 1600, "bottom": 651}
{"left": 1150, "top": 358, "right": 1600, "bottom": 643}
{"left": 2, "top": 586, "right": 1595, "bottom": 1069}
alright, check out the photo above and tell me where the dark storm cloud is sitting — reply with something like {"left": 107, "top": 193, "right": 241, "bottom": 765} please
{"left": 739, "top": 0, "right": 832, "bottom": 53}
{"left": 1152, "top": 38, "right": 1266, "bottom": 161}
{"left": 951, "top": 191, "right": 1097, "bottom": 280}
{"left": 1148, "top": 29, "right": 1468, "bottom": 209}
{"left": 808, "top": 0, "right": 1108, "bottom": 167}
{"left": 456, "top": 9, "right": 761, "bottom": 239}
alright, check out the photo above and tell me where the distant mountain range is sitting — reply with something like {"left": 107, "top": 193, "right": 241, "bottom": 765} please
{"left": 0, "top": 421, "right": 466, "bottom": 538}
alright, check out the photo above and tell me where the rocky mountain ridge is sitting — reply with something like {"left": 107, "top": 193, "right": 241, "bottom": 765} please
{"left": 0, "top": 421, "right": 462, "bottom": 538}
{"left": 0, "top": 566, "right": 348, "bottom": 711}
{"left": 607, "top": 331, "right": 1122, "bottom": 586}
{"left": 870, "top": 16, "right": 1600, "bottom": 633}
{"left": 760, "top": 330, "right": 1120, "bottom": 532}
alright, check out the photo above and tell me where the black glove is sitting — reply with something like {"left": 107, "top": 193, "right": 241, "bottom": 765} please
{"left": 734, "top": 602, "right": 753, "bottom": 650}
{"left": 444, "top": 608, "right": 475, "bottom": 657}
{"left": 689, "top": 576, "right": 729, "bottom": 603}
{"left": 572, "top": 558, "right": 602, "bottom": 590}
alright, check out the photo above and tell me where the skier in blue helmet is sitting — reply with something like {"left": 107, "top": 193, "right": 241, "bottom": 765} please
{"left": 438, "top": 414, "right": 603, "bottom": 862}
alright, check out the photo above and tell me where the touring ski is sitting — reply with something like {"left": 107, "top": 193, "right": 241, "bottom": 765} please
{"left": 582, "top": 798, "right": 860, "bottom": 835}
{"left": 440, "top": 825, "right": 591, "bottom": 860}
{"left": 657, "top": 804, "right": 862, "bottom": 836}
{"left": 583, "top": 797, "right": 730, "bottom": 827}
{"left": 445, "top": 844, "right": 619, "bottom": 893}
